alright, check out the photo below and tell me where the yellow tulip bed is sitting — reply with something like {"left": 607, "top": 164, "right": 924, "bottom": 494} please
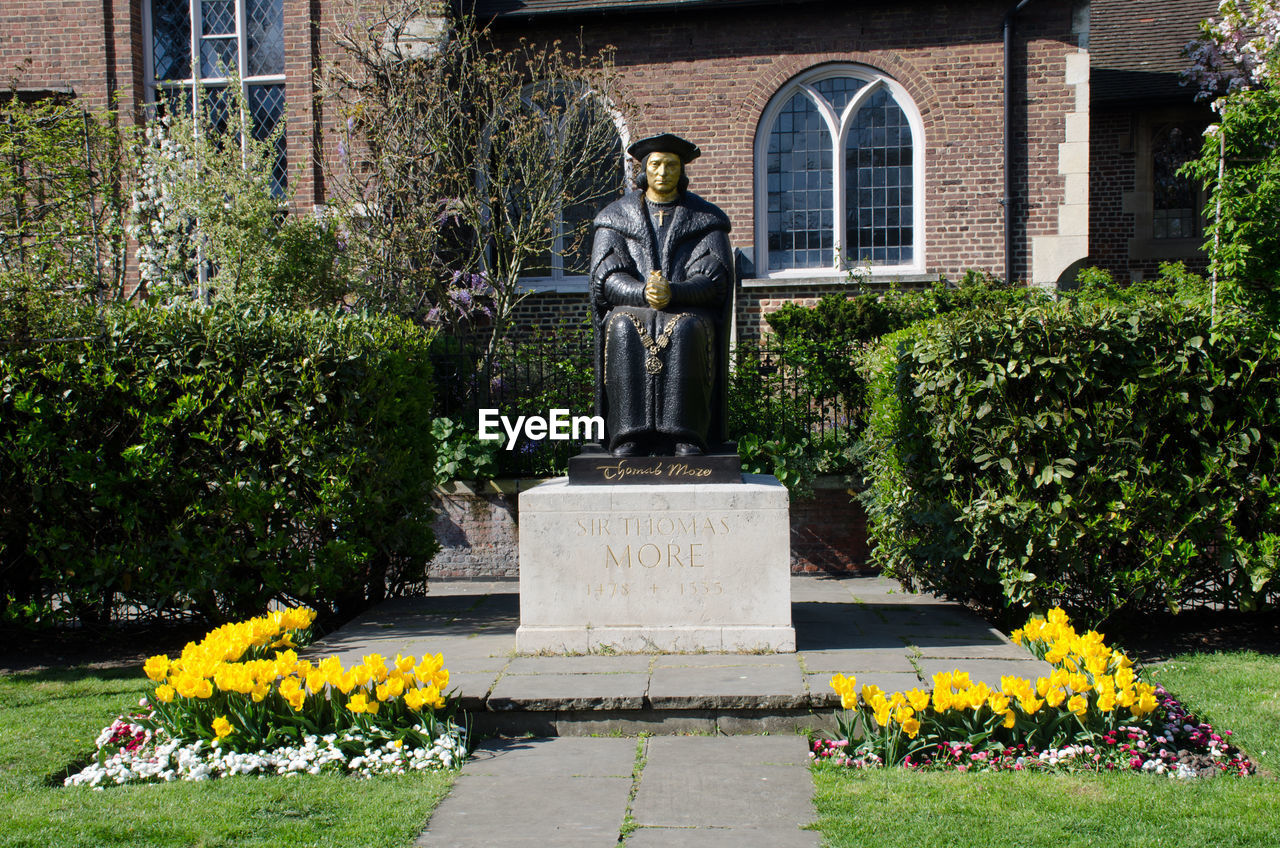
{"left": 813, "top": 608, "right": 1255, "bottom": 777}
{"left": 65, "top": 608, "right": 467, "bottom": 787}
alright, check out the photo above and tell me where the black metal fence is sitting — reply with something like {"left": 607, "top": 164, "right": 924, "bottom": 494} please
{"left": 431, "top": 335, "right": 864, "bottom": 478}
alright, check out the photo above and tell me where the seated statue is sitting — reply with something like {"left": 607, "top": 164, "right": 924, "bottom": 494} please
{"left": 589, "top": 133, "right": 733, "bottom": 457}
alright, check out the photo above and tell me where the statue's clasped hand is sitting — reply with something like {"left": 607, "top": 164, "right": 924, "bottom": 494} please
{"left": 644, "top": 270, "right": 672, "bottom": 310}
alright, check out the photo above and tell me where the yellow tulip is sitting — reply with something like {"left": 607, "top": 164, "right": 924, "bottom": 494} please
{"left": 906, "top": 688, "right": 931, "bottom": 712}
{"left": 212, "top": 716, "right": 233, "bottom": 738}
{"left": 377, "top": 676, "right": 406, "bottom": 701}
{"left": 1132, "top": 691, "right": 1159, "bottom": 717}
{"left": 1067, "top": 694, "right": 1088, "bottom": 716}
{"left": 902, "top": 717, "right": 921, "bottom": 738}
{"left": 404, "top": 687, "right": 428, "bottom": 711}
{"left": 154, "top": 684, "right": 175, "bottom": 703}
{"left": 144, "top": 655, "right": 171, "bottom": 682}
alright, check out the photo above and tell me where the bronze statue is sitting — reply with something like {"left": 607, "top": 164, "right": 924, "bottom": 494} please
{"left": 589, "top": 133, "right": 733, "bottom": 457}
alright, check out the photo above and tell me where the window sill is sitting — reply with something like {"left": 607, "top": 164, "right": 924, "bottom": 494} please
{"left": 519, "top": 278, "right": 590, "bottom": 294}
{"left": 741, "top": 273, "right": 937, "bottom": 289}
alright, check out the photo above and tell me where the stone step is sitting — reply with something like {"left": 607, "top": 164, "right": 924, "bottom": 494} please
{"left": 307, "top": 576, "right": 1053, "bottom": 737}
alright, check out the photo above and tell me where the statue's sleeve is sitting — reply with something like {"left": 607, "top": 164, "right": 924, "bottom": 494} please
{"left": 591, "top": 227, "right": 645, "bottom": 308}
{"left": 670, "top": 227, "right": 731, "bottom": 308}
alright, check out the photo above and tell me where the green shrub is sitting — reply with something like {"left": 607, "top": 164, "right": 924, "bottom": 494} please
{"left": 0, "top": 302, "right": 438, "bottom": 625}
{"left": 860, "top": 285, "right": 1280, "bottom": 623}
{"left": 727, "top": 274, "right": 1040, "bottom": 493}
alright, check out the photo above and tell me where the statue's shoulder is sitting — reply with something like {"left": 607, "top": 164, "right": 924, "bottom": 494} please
{"left": 593, "top": 190, "right": 646, "bottom": 236}
{"left": 680, "top": 192, "right": 731, "bottom": 234}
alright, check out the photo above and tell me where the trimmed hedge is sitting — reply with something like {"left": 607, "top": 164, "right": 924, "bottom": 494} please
{"left": 860, "top": 293, "right": 1280, "bottom": 623}
{"left": 0, "top": 303, "right": 437, "bottom": 625}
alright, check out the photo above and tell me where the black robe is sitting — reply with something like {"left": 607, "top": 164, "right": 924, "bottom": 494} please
{"left": 589, "top": 189, "right": 733, "bottom": 453}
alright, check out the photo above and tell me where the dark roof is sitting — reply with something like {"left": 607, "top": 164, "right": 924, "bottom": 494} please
{"left": 463, "top": 0, "right": 826, "bottom": 19}
{"left": 1090, "top": 0, "right": 1219, "bottom": 105}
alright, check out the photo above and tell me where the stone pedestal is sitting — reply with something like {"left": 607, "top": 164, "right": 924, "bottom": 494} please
{"left": 515, "top": 474, "right": 795, "bottom": 654}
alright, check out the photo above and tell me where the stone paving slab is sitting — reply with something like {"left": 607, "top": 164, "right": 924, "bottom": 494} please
{"left": 416, "top": 774, "right": 633, "bottom": 847}
{"left": 505, "top": 655, "right": 653, "bottom": 675}
{"left": 630, "top": 736, "right": 819, "bottom": 846}
{"left": 415, "top": 738, "right": 636, "bottom": 848}
{"left": 462, "top": 737, "right": 636, "bottom": 778}
{"left": 488, "top": 672, "right": 650, "bottom": 711}
{"left": 915, "top": 640, "right": 1040, "bottom": 660}
{"left": 647, "top": 662, "right": 806, "bottom": 710}
{"left": 798, "top": 647, "right": 917, "bottom": 673}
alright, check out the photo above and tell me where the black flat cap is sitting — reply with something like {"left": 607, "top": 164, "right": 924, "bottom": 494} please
{"left": 627, "top": 133, "right": 701, "bottom": 164}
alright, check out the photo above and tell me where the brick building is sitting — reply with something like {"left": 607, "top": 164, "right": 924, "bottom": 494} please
{"left": 0, "top": 0, "right": 1219, "bottom": 323}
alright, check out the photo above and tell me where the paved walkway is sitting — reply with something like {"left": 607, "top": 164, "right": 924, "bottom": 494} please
{"left": 415, "top": 735, "right": 819, "bottom": 847}
{"left": 308, "top": 575, "right": 1054, "bottom": 846}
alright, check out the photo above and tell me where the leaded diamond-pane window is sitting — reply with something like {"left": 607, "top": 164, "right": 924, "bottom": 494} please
{"left": 201, "top": 0, "right": 235, "bottom": 35}
{"left": 249, "top": 83, "right": 288, "bottom": 195}
{"left": 147, "top": 0, "right": 288, "bottom": 193}
{"left": 151, "top": 0, "right": 191, "bottom": 82}
{"left": 758, "top": 68, "right": 922, "bottom": 276}
{"left": 247, "top": 0, "right": 285, "bottom": 77}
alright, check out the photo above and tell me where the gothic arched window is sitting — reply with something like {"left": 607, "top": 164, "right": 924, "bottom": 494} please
{"left": 755, "top": 66, "right": 924, "bottom": 277}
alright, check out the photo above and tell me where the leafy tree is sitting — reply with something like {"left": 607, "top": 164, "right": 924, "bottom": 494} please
{"left": 0, "top": 90, "right": 130, "bottom": 342}
{"left": 319, "top": 3, "right": 631, "bottom": 350}
{"left": 1183, "top": 0, "right": 1280, "bottom": 318}
{"left": 130, "top": 79, "right": 346, "bottom": 308}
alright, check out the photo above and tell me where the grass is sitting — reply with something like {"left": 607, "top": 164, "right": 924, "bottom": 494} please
{"left": 811, "top": 650, "right": 1280, "bottom": 848}
{"left": 0, "top": 666, "right": 455, "bottom": 848}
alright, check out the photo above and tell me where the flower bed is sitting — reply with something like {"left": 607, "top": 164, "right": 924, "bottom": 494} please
{"left": 812, "top": 609, "right": 1255, "bottom": 778}
{"left": 65, "top": 608, "right": 468, "bottom": 788}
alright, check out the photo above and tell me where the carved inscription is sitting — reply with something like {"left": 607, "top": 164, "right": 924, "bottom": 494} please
{"left": 584, "top": 581, "right": 724, "bottom": 598}
{"left": 574, "top": 514, "right": 731, "bottom": 571}
{"left": 594, "top": 459, "right": 714, "bottom": 481}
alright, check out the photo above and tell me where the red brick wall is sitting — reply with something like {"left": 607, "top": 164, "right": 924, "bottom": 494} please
{"left": 1088, "top": 105, "right": 1211, "bottom": 283}
{"left": 1089, "top": 108, "right": 1135, "bottom": 276}
{"left": 0, "top": 1, "right": 142, "bottom": 114}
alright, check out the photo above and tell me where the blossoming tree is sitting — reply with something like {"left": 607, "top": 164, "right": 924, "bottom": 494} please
{"left": 1183, "top": 0, "right": 1280, "bottom": 317}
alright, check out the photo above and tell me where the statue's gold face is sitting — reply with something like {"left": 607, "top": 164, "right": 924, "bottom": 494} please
{"left": 645, "top": 152, "right": 682, "bottom": 202}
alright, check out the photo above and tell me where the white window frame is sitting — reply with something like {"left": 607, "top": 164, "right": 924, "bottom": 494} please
{"left": 753, "top": 64, "right": 926, "bottom": 280}
{"left": 516, "top": 85, "right": 630, "bottom": 294}
{"left": 141, "top": 1, "right": 286, "bottom": 123}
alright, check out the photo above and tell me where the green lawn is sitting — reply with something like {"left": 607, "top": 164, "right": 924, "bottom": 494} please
{"left": 0, "top": 667, "right": 454, "bottom": 848}
{"left": 812, "top": 650, "right": 1280, "bottom": 848}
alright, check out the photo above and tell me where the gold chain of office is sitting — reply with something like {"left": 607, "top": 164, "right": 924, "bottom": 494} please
{"left": 622, "top": 312, "right": 685, "bottom": 374}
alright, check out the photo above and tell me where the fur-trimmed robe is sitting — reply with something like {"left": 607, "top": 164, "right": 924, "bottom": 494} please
{"left": 589, "top": 189, "right": 733, "bottom": 453}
